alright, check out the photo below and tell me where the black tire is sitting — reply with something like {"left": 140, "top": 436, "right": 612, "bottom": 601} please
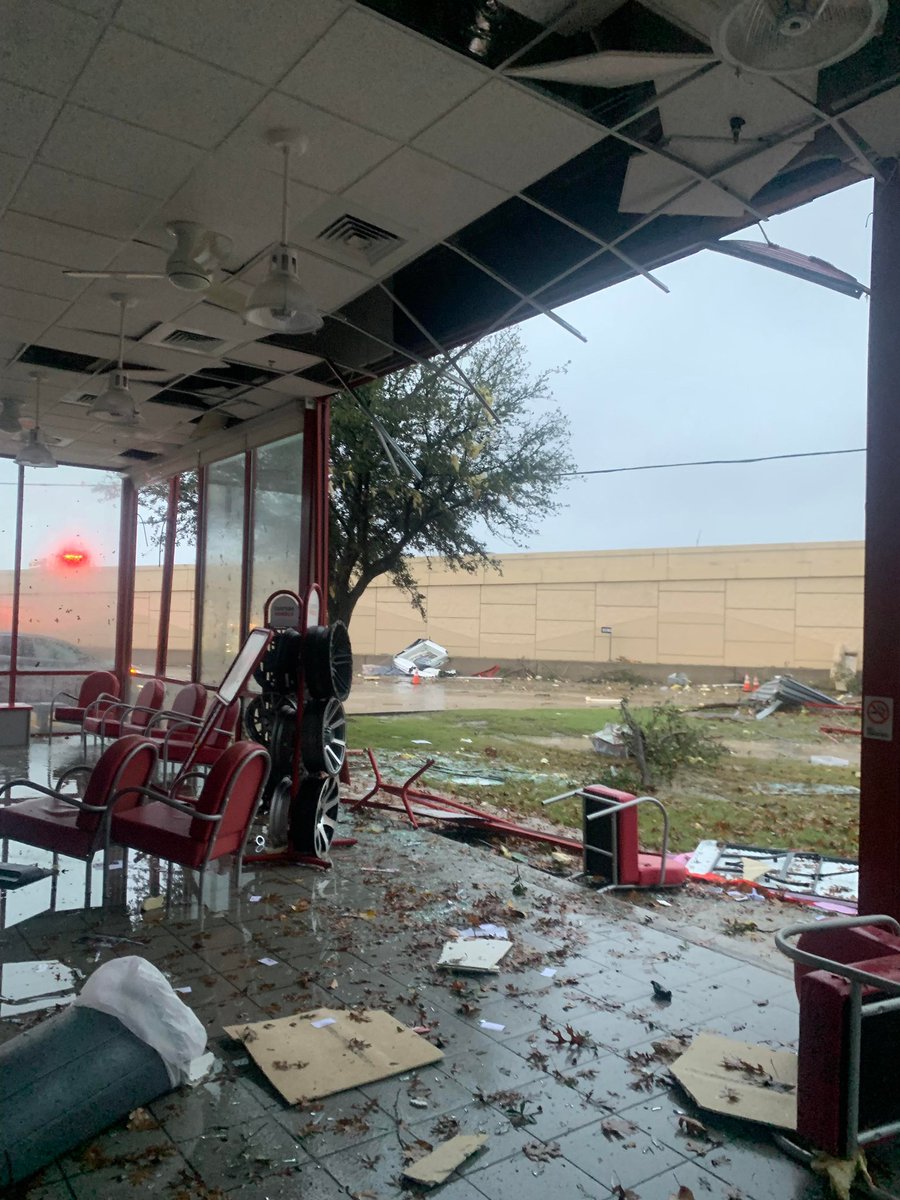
{"left": 289, "top": 775, "right": 340, "bottom": 858}
{"left": 266, "top": 774, "right": 293, "bottom": 847}
{"left": 303, "top": 622, "right": 352, "bottom": 701}
{"left": 268, "top": 702, "right": 297, "bottom": 774}
{"left": 243, "top": 695, "right": 269, "bottom": 745}
{"left": 255, "top": 628, "right": 302, "bottom": 692}
{"left": 301, "top": 697, "right": 347, "bottom": 776}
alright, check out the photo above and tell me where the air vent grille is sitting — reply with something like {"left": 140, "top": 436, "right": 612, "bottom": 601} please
{"left": 316, "top": 213, "right": 404, "bottom": 265}
{"left": 160, "top": 328, "right": 225, "bottom": 350}
{"left": 119, "top": 448, "right": 159, "bottom": 461}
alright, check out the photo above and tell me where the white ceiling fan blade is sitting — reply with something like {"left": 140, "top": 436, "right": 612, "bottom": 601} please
{"left": 203, "top": 279, "right": 251, "bottom": 313}
{"left": 62, "top": 270, "right": 169, "bottom": 280}
{"left": 507, "top": 50, "right": 716, "bottom": 88}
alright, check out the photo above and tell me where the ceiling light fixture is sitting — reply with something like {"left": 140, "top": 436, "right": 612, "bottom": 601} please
{"left": 15, "top": 373, "right": 57, "bottom": 469}
{"left": 88, "top": 293, "right": 141, "bottom": 423}
{"left": 243, "top": 130, "right": 323, "bottom": 335}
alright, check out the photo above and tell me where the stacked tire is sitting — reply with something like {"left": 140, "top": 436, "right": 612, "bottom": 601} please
{"left": 247, "top": 621, "right": 351, "bottom": 857}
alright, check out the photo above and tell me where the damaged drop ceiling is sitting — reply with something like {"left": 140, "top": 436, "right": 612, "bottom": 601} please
{"left": 0, "top": 0, "right": 896, "bottom": 477}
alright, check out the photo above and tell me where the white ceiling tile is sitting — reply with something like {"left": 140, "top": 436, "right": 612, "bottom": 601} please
{"left": 116, "top": 0, "right": 346, "bottom": 85}
{"left": 0, "top": 284, "right": 68, "bottom": 325}
{"left": 226, "top": 341, "right": 320, "bottom": 373}
{"left": 0, "top": 314, "right": 44, "bottom": 344}
{"left": 342, "top": 147, "right": 508, "bottom": 239}
{"left": 844, "top": 85, "right": 900, "bottom": 158}
{"left": 40, "top": 106, "right": 204, "bottom": 199}
{"left": 70, "top": 28, "right": 265, "bottom": 149}
{"left": 414, "top": 80, "right": 602, "bottom": 191}
{"left": 266, "top": 372, "right": 333, "bottom": 397}
{"left": 162, "top": 149, "right": 329, "bottom": 263}
{"left": 0, "top": 211, "right": 123, "bottom": 268}
{"left": 57, "top": 285, "right": 196, "bottom": 339}
{"left": 281, "top": 8, "right": 486, "bottom": 140}
{"left": 12, "top": 163, "right": 158, "bottom": 240}
{"left": 655, "top": 66, "right": 814, "bottom": 142}
{"left": 227, "top": 92, "right": 398, "bottom": 193}
{"left": 0, "top": 0, "right": 101, "bottom": 97}
{"left": 0, "top": 80, "right": 59, "bottom": 158}
{"left": 0, "top": 150, "right": 27, "bottom": 206}
{"left": 0, "top": 250, "right": 86, "bottom": 300}
{"left": 54, "top": 0, "right": 118, "bottom": 16}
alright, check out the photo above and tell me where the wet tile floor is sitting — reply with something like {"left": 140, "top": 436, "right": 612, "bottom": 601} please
{"left": 0, "top": 736, "right": 896, "bottom": 1199}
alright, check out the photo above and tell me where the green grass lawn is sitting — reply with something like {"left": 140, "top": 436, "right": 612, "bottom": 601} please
{"left": 347, "top": 706, "right": 859, "bottom": 859}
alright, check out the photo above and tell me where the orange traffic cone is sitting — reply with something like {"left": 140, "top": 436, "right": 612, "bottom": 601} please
{"left": 411, "top": 669, "right": 421, "bottom": 687}
{"left": 752, "top": 675, "right": 760, "bottom": 691}
{"left": 742, "top": 674, "right": 752, "bottom": 692}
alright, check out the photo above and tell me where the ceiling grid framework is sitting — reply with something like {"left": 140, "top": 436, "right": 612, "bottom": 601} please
{"left": 0, "top": 0, "right": 894, "bottom": 475}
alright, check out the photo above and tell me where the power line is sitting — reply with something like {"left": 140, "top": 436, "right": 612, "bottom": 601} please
{"left": 562, "top": 447, "right": 865, "bottom": 478}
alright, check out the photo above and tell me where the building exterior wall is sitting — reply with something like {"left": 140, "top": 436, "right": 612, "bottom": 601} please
{"left": 349, "top": 542, "right": 865, "bottom": 671}
{"left": 0, "top": 541, "right": 866, "bottom": 674}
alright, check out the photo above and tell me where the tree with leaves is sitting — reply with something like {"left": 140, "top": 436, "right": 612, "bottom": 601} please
{"left": 329, "top": 329, "right": 573, "bottom": 628}
{"left": 136, "top": 329, "right": 573, "bottom": 630}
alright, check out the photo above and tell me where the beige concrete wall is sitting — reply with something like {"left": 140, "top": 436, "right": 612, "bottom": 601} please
{"left": 349, "top": 542, "right": 865, "bottom": 671}
{"left": 0, "top": 541, "right": 866, "bottom": 672}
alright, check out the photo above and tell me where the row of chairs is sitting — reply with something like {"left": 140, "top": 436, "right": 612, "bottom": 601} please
{"left": 0, "top": 735, "right": 270, "bottom": 909}
{"left": 51, "top": 673, "right": 240, "bottom": 782}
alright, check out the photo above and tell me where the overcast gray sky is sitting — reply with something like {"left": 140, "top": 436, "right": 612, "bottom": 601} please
{"left": 509, "top": 177, "right": 872, "bottom": 554}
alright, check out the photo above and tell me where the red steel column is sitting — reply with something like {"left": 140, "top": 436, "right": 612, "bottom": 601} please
{"left": 859, "top": 167, "right": 900, "bottom": 917}
{"left": 154, "top": 474, "right": 180, "bottom": 678}
{"left": 114, "top": 477, "right": 139, "bottom": 696}
{"left": 7, "top": 465, "right": 24, "bottom": 705}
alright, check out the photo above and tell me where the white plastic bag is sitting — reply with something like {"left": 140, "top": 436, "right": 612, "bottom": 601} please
{"left": 74, "top": 956, "right": 206, "bottom": 1086}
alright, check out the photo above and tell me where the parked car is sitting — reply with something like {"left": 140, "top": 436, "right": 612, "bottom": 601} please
{"left": 0, "top": 633, "right": 109, "bottom": 726}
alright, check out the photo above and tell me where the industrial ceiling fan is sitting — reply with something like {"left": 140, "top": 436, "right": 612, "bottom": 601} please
{"left": 504, "top": 0, "right": 887, "bottom": 87}
{"left": 63, "top": 220, "right": 234, "bottom": 292}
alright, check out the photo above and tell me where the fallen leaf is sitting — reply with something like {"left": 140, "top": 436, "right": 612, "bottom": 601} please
{"left": 611, "top": 1185, "right": 641, "bottom": 1199}
{"left": 523, "top": 1141, "right": 561, "bottom": 1162}
{"left": 677, "top": 1116, "right": 709, "bottom": 1140}
{"left": 670, "top": 1188, "right": 695, "bottom": 1200}
{"left": 651, "top": 980, "right": 672, "bottom": 1003}
{"left": 601, "top": 1118, "right": 637, "bottom": 1142}
{"left": 126, "top": 1108, "right": 158, "bottom": 1132}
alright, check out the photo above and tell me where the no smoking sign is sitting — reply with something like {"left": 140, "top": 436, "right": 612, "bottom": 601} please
{"left": 864, "top": 695, "right": 894, "bottom": 742}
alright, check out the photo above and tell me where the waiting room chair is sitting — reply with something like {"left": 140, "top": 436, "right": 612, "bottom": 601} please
{"left": 110, "top": 741, "right": 270, "bottom": 910}
{"left": 82, "top": 678, "right": 166, "bottom": 749}
{"left": 50, "top": 671, "right": 120, "bottom": 746}
{"left": 0, "top": 735, "right": 158, "bottom": 907}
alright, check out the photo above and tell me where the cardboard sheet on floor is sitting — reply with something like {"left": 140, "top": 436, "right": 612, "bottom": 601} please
{"left": 671, "top": 1033, "right": 798, "bottom": 1130}
{"left": 438, "top": 939, "right": 512, "bottom": 973}
{"left": 224, "top": 1008, "right": 443, "bottom": 1103}
{"left": 402, "top": 1134, "right": 488, "bottom": 1187}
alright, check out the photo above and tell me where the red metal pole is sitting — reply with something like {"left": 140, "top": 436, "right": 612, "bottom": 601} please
{"left": 8, "top": 465, "right": 24, "bottom": 706}
{"left": 859, "top": 168, "right": 900, "bottom": 918}
{"left": 114, "top": 477, "right": 138, "bottom": 697}
{"left": 240, "top": 449, "right": 254, "bottom": 637}
{"left": 191, "top": 467, "right": 207, "bottom": 684}
{"left": 154, "top": 474, "right": 180, "bottom": 679}
{"left": 299, "top": 404, "right": 317, "bottom": 600}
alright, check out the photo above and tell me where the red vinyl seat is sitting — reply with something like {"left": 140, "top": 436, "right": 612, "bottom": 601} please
{"left": 0, "top": 735, "right": 158, "bottom": 906}
{"left": 83, "top": 678, "right": 166, "bottom": 745}
{"left": 51, "top": 671, "right": 120, "bottom": 743}
{"left": 158, "top": 698, "right": 241, "bottom": 769}
{"left": 111, "top": 741, "right": 269, "bottom": 908}
{"left": 124, "top": 683, "right": 207, "bottom": 740}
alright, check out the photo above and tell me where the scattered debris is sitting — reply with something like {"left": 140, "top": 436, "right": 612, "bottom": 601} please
{"left": 224, "top": 1009, "right": 443, "bottom": 1103}
{"left": 749, "top": 675, "right": 844, "bottom": 719}
{"left": 687, "top": 841, "right": 859, "bottom": 904}
{"left": 140, "top": 895, "right": 165, "bottom": 914}
{"left": 671, "top": 1034, "right": 797, "bottom": 1130}
{"left": 651, "top": 980, "right": 673, "bottom": 1003}
{"left": 667, "top": 672, "right": 692, "bottom": 688}
{"left": 591, "top": 723, "right": 629, "bottom": 759}
{"left": 601, "top": 1117, "right": 638, "bottom": 1141}
{"left": 438, "top": 939, "right": 512, "bottom": 974}
{"left": 392, "top": 639, "right": 454, "bottom": 679}
{"left": 809, "top": 755, "right": 850, "bottom": 768}
{"left": 401, "top": 1134, "right": 487, "bottom": 1186}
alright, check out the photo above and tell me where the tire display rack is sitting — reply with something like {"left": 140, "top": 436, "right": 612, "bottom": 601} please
{"left": 244, "top": 588, "right": 351, "bottom": 863}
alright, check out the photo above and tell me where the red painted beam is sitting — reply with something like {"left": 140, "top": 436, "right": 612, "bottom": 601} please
{"left": 859, "top": 170, "right": 900, "bottom": 918}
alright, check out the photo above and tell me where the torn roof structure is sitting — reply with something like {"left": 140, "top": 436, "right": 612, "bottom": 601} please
{"left": 0, "top": 0, "right": 896, "bottom": 477}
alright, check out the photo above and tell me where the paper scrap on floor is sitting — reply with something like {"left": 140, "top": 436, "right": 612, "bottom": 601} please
{"left": 225, "top": 1008, "right": 443, "bottom": 1103}
{"left": 402, "top": 1135, "right": 488, "bottom": 1186}
{"left": 457, "top": 923, "right": 508, "bottom": 940}
{"left": 671, "top": 1033, "right": 797, "bottom": 1130}
{"left": 438, "top": 938, "right": 512, "bottom": 973}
